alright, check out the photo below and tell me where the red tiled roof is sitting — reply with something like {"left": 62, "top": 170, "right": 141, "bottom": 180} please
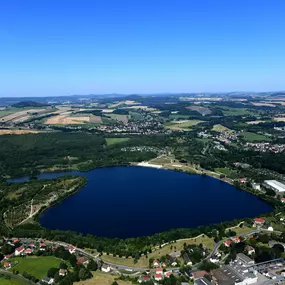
{"left": 165, "top": 271, "right": 172, "bottom": 277}
{"left": 156, "top": 268, "right": 163, "bottom": 272}
{"left": 40, "top": 242, "right": 46, "bottom": 247}
{"left": 142, "top": 275, "right": 151, "bottom": 281}
{"left": 16, "top": 245, "right": 24, "bottom": 252}
{"left": 4, "top": 262, "right": 11, "bottom": 268}
{"left": 76, "top": 256, "right": 88, "bottom": 265}
{"left": 254, "top": 218, "right": 265, "bottom": 223}
{"left": 24, "top": 249, "right": 32, "bottom": 253}
{"left": 155, "top": 274, "right": 162, "bottom": 279}
{"left": 224, "top": 240, "right": 232, "bottom": 246}
{"left": 192, "top": 270, "right": 207, "bottom": 279}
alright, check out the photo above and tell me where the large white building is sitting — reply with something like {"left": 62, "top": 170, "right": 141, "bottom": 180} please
{"left": 264, "top": 180, "right": 285, "bottom": 193}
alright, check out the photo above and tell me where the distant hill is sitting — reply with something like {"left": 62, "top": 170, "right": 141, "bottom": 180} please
{"left": 12, "top": 101, "right": 47, "bottom": 108}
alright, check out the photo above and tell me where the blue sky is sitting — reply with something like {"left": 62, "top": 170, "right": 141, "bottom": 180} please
{"left": 0, "top": 0, "right": 284, "bottom": 97}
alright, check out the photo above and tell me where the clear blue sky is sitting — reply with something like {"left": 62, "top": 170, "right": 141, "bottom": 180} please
{"left": 0, "top": 0, "right": 284, "bottom": 97}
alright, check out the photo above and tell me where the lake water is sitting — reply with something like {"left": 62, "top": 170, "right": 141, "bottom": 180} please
{"left": 10, "top": 166, "right": 272, "bottom": 238}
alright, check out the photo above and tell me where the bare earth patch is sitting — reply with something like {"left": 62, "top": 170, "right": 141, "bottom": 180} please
{"left": 273, "top": 117, "right": 285, "bottom": 122}
{"left": 0, "top": 129, "right": 40, "bottom": 135}
{"left": 252, "top": 102, "right": 276, "bottom": 107}
{"left": 89, "top": 116, "right": 102, "bottom": 123}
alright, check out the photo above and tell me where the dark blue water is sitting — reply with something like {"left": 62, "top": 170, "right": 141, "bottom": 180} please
{"left": 10, "top": 166, "right": 272, "bottom": 238}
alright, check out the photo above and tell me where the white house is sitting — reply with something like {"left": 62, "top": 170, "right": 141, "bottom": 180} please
{"left": 155, "top": 273, "right": 163, "bottom": 281}
{"left": 152, "top": 259, "right": 160, "bottom": 267}
{"left": 15, "top": 245, "right": 25, "bottom": 256}
{"left": 101, "top": 264, "right": 111, "bottom": 273}
{"left": 68, "top": 246, "right": 76, "bottom": 254}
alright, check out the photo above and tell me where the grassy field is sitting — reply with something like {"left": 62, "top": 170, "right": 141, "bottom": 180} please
{"left": 149, "top": 155, "right": 173, "bottom": 165}
{"left": 240, "top": 131, "right": 271, "bottom": 142}
{"left": 165, "top": 120, "right": 204, "bottom": 130}
{"left": 219, "top": 106, "right": 257, "bottom": 116}
{"left": 105, "top": 138, "right": 130, "bottom": 146}
{"left": 102, "top": 235, "right": 215, "bottom": 269}
{"left": 226, "top": 225, "right": 253, "bottom": 236}
{"left": 215, "top": 167, "right": 237, "bottom": 179}
{"left": 108, "top": 114, "right": 129, "bottom": 123}
{"left": 0, "top": 277, "right": 24, "bottom": 285}
{"left": 74, "top": 272, "right": 131, "bottom": 285}
{"left": 10, "top": 256, "right": 61, "bottom": 279}
{"left": 212, "top": 124, "right": 233, "bottom": 133}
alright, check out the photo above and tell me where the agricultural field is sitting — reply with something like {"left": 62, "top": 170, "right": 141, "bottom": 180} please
{"left": 9, "top": 256, "right": 62, "bottom": 279}
{"left": 75, "top": 272, "right": 131, "bottom": 285}
{"left": 246, "top": 120, "right": 266, "bottom": 125}
{"left": 165, "top": 120, "right": 204, "bottom": 130}
{"left": 240, "top": 131, "right": 271, "bottom": 142}
{"left": 212, "top": 124, "right": 233, "bottom": 133}
{"left": 107, "top": 114, "right": 129, "bottom": 123}
{"left": 0, "top": 129, "right": 40, "bottom": 135}
{"left": 251, "top": 102, "right": 276, "bottom": 107}
{"left": 105, "top": 137, "right": 130, "bottom": 146}
{"left": 0, "top": 108, "right": 49, "bottom": 123}
{"left": 218, "top": 106, "right": 257, "bottom": 116}
{"left": 186, "top": 105, "right": 211, "bottom": 116}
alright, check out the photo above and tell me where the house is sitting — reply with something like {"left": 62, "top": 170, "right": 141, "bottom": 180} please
{"left": 281, "top": 198, "right": 285, "bottom": 203}
{"left": 254, "top": 217, "right": 265, "bottom": 225}
{"left": 252, "top": 183, "right": 261, "bottom": 191}
{"left": 183, "top": 253, "right": 192, "bottom": 266}
{"left": 28, "top": 243, "right": 35, "bottom": 248}
{"left": 161, "top": 262, "right": 167, "bottom": 267}
{"left": 15, "top": 245, "right": 25, "bottom": 256}
{"left": 165, "top": 271, "right": 173, "bottom": 278}
{"left": 4, "top": 262, "right": 11, "bottom": 269}
{"left": 24, "top": 248, "right": 33, "bottom": 255}
{"left": 4, "top": 254, "right": 13, "bottom": 260}
{"left": 224, "top": 240, "right": 232, "bottom": 247}
{"left": 76, "top": 256, "right": 89, "bottom": 266}
{"left": 192, "top": 271, "right": 208, "bottom": 279}
{"left": 210, "top": 257, "right": 219, "bottom": 263}
{"left": 41, "top": 277, "right": 54, "bottom": 284}
{"left": 138, "top": 275, "right": 151, "bottom": 283}
{"left": 59, "top": 269, "right": 67, "bottom": 276}
{"left": 245, "top": 245, "right": 255, "bottom": 255}
{"left": 231, "top": 237, "right": 240, "bottom": 243}
{"left": 156, "top": 268, "right": 163, "bottom": 275}
{"left": 101, "top": 264, "right": 111, "bottom": 273}
{"left": 169, "top": 256, "right": 177, "bottom": 266}
{"left": 68, "top": 246, "right": 76, "bottom": 254}
{"left": 239, "top": 178, "right": 246, "bottom": 183}
{"left": 155, "top": 273, "right": 163, "bottom": 281}
{"left": 39, "top": 242, "right": 47, "bottom": 250}
{"left": 152, "top": 259, "right": 160, "bottom": 267}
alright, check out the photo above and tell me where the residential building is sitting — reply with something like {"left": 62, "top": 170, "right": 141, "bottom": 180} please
{"left": 192, "top": 271, "right": 208, "bottom": 279}
{"left": 245, "top": 246, "right": 255, "bottom": 255}
{"left": 156, "top": 268, "right": 163, "bottom": 275}
{"left": 68, "top": 246, "right": 76, "bottom": 254}
{"left": 252, "top": 183, "right": 261, "bottom": 191}
{"left": 183, "top": 253, "right": 193, "bottom": 266}
{"left": 138, "top": 275, "right": 151, "bottom": 283}
{"left": 152, "top": 259, "right": 160, "bottom": 267}
{"left": 15, "top": 245, "right": 25, "bottom": 256}
{"left": 41, "top": 277, "right": 54, "bottom": 284}
{"left": 59, "top": 269, "right": 67, "bottom": 276}
{"left": 253, "top": 217, "right": 265, "bottom": 225}
{"left": 24, "top": 248, "right": 33, "bottom": 255}
{"left": 224, "top": 240, "right": 232, "bottom": 247}
{"left": 101, "top": 264, "right": 111, "bottom": 273}
{"left": 4, "top": 262, "right": 11, "bottom": 269}
{"left": 165, "top": 271, "right": 173, "bottom": 278}
{"left": 155, "top": 273, "right": 163, "bottom": 281}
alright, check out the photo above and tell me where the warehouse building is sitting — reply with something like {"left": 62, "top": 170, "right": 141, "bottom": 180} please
{"left": 263, "top": 180, "right": 285, "bottom": 194}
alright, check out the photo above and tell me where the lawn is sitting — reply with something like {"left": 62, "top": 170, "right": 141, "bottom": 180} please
{"left": 9, "top": 256, "right": 62, "bottom": 279}
{"left": 240, "top": 131, "right": 271, "bottom": 142}
{"left": 0, "top": 277, "right": 24, "bottom": 285}
{"left": 105, "top": 138, "right": 130, "bottom": 146}
{"left": 215, "top": 167, "right": 238, "bottom": 179}
{"left": 219, "top": 106, "right": 257, "bottom": 116}
{"left": 108, "top": 114, "right": 129, "bottom": 123}
{"left": 226, "top": 225, "right": 253, "bottom": 236}
{"left": 101, "top": 254, "right": 149, "bottom": 268}
{"left": 74, "top": 271, "right": 131, "bottom": 285}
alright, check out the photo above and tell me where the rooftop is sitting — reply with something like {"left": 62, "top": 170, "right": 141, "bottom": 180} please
{"left": 264, "top": 180, "right": 285, "bottom": 192}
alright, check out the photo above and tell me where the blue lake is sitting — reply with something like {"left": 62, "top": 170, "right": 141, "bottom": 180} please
{"left": 10, "top": 166, "right": 272, "bottom": 238}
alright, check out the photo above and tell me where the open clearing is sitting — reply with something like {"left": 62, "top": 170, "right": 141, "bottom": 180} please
{"left": 0, "top": 129, "right": 40, "bottom": 135}
{"left": 0, "top": 108, "right": 47, "bottom": 123}
{"left": 89, "top": 116, "right": 102, "bottom": 123}
{"left": 246, "top": 120, "right": 266, "bottom": 125}
{"left": 126, "top": 105, "right": 157, "bottom": 111}
{"left": 45, "top": 114, "right": 91, "bottom": 125}
{"left": 108, "top": 114, "right": 129, "bottom": 123}
{"left": 212, "top": 124, "right": 233, "bottom": 133}
{"left": 187, "top": 105, "right": 212, "bottom": 116}
{"left": 273, "top": 116, "right": 285, "bottom": 122}
{"left": 9, "top": 256, "right": 61, "bottom": 279}
{"left": 165, "top": 120, "right": 204, "bottom": 130}
{"left": 106, "top": 138, "right": 130, "bottom": 146}
{"left": 240, "top": 131, "right": 271, "bottom": 142}
{"left": 75, "top": 272, "right": 131, "bottom": 285}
